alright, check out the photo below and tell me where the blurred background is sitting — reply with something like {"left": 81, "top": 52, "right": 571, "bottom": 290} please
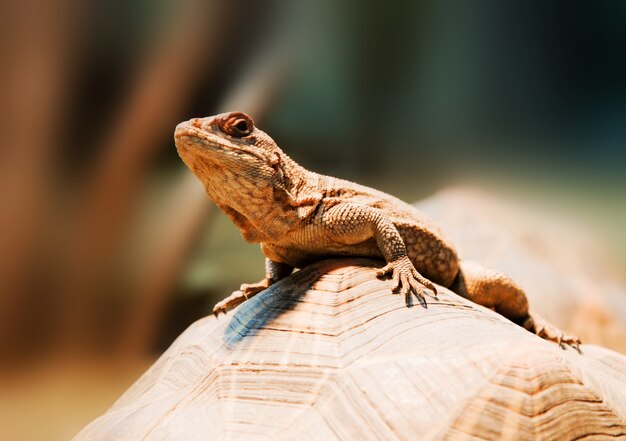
{"left": 0, "top": 0, "right": 624, "bottom": 439}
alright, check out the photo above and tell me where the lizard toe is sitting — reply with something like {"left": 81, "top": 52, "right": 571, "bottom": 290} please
{"left": 391, "top": 271, "right": 401, "bottom": 293}
{"left": 412, "top": 270, "right": 437, "bottom": 296}
{"left": 376, "top": 263, "right": 393, "bottom": 279}
{"left": 213, "top": 303, "right": 228, "bottom": 317}
{"left": 413, "top": 288, "right": 427, "bottom": 308}
{"left": 399, "top": 274, "right": 411, "bottom": 297}
{"left": 531, "top": 313, "right": 582, "bottom": 354}
{"left": 562, "top": 334, "right": 583, "bottom": 353}
{"left": 408, "top": 277, "right": 428, "bottom": 308}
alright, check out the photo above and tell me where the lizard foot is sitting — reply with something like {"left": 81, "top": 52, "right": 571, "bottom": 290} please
{"left": 376, "top": 257, "right": 437, "bottom": 308}
{"left": 213, "top": 279, "right": 270, "bottom": 317}
{"left": 526, "top": 313, "right": 582, "bottom": 353}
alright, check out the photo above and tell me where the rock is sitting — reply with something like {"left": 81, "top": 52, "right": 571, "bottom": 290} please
{"left": 76, "top": 259, "right": 626, "bottom": 441}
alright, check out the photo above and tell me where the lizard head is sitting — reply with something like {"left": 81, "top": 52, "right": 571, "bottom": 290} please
{"left": 174, "top": 111, "right": 283, "bottom": 175}
{"left": 174, "top": 112, "right": 312, "bottom": 228}
{"left": 174, "top": 111, "right": 296, "bottom": 196}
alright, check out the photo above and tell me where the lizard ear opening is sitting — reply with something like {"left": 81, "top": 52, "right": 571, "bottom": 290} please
{"left": 219, "top": 112, "right": 255, "bottom": 138}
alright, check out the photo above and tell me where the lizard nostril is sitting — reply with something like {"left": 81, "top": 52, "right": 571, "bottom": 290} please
{"left": 191, "top": 118, "right": 202, "bottom": 128}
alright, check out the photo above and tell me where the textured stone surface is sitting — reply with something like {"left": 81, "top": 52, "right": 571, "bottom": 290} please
{"left": 76, "top": 259, "right": 626, "bottom": 441}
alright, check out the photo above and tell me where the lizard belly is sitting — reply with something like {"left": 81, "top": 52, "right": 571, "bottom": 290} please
{"left": 262, "top": 238, "right": 382, "bottom": 268}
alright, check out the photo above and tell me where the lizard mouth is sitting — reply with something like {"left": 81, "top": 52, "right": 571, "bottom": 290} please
{"left": 174, "top": 123, "right": 224, "bottom": 148}
{"left": 174, "top": 122, "right": 266, "bottom": 161}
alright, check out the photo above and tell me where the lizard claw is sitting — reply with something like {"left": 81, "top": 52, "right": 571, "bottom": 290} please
{"left": 212, "top": 279, "right": 270, "bottom": 317}
{"left": 531, "top": 313, "right": 582, "bottom": 353}
{"left": 376, "top": 257, "right": 437, "bottom": 308}
{"left": 212, "top": 300, "right": 230, "bottom": 317}
{"left": 562, "top": 334, "right": 583, "bottom": 353}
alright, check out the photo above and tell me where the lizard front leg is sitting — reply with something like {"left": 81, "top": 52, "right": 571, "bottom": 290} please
{"left": 323, "top": 203, "right": 437, "bottom": 307}
{"left": 213, "top": 258, "right": 293, "bottom": 316}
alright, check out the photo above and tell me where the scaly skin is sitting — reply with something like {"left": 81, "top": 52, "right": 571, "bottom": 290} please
{"left": 174, "top": 112, "right": 581, "bottom": 351}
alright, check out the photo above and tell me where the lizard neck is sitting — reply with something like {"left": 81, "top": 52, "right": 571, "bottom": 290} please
{"left": 196, "top": 150, "right": 320, "bottom": 242}
{"left": 277, "top": 153, "right": 315, "bottom": 198}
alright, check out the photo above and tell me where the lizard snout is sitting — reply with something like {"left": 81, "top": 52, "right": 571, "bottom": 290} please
{"left": 174, "top": 118, "right": 205, "bottom": 139}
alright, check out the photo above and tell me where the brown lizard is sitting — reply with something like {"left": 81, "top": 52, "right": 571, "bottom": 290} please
{"left": 174, "top": 111, "right": 581, "bottom": 350}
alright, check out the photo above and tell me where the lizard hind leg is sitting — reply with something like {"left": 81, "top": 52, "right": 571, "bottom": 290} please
{"left": 451, "top": 260, "right": 581, "bottom": 351}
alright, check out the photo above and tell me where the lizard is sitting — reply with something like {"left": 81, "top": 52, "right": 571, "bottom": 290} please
{"left": 174, "top": 111, "right": 581, "bottom": 350}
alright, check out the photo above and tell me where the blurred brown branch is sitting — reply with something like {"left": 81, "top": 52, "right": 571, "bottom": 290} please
{"left": 0, "top": 0, "right": 289, "bottom": 363}
{"left": 119, "top": 175, "right": 214, "bottom": 356}
{"left": 0, "top": 0, "right": 75, "bottom": 356}
{"left": 57, "top": 0, "right": 225, "bottom": 351}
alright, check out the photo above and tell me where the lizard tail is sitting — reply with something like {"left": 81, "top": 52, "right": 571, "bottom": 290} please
{"left": 449, "top": 260, "right": 582, "bottom": 351}
{"left": 449, "top": 260, "right": 531, "bottom": 328}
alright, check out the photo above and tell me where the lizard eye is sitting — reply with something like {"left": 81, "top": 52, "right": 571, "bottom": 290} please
{"left": 219, "top": 112, "right": 254, "bottom": 138}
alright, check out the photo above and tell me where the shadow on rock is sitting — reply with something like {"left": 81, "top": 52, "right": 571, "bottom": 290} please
{"left": 222, "top": 259, "right": 380, "bottom": 346}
